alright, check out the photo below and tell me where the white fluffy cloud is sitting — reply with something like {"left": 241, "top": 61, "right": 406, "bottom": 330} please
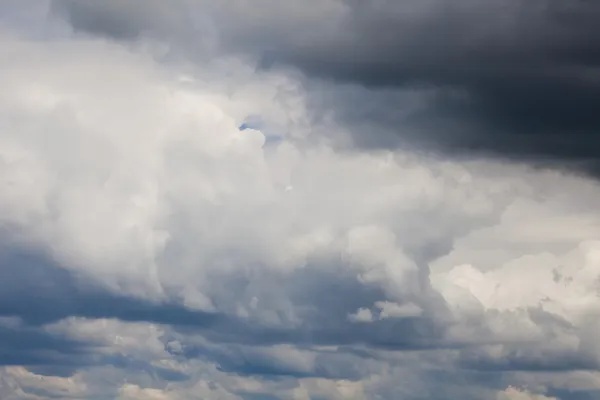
{"left": 2, "top": 4, "right": 600, "bottom": 400}
{"left": 497, "top": 387, "right": 557, "bottom": 400}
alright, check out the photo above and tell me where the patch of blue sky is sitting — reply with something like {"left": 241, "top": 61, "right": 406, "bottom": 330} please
{"left": 239, "top": 115, "right": 284, "bottom": 147}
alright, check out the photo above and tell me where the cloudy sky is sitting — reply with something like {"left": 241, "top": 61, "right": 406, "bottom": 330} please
{"left": 1, "top": 1, "right": 600, "bottom": 399}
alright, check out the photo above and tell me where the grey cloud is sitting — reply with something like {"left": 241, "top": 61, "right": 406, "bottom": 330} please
{"left": 186, "top": 343, "right": 372, "bottom": 380}
{"left": 0, "top": 246, "right": 220, "bottom": 328}
{"left": 52, "top": 0, "right": 600, "bottom": 174}
{"left": 459, "top": 344, "right": 599, "bottom": 373}
{"left": 0, "top": 323, "right": 89, "bottom": 369}
{"left": 0, "top": 243, "right": 460, "bottom": 391}
{"left": 0, "top": 245, "right": 443, "bottom": 356}
{"left": 549, "top": 389, "right": 600, "bottom": 400}
{"left": 51, "top": 0, "right": 188, "bottom": 41}
{"left": 173, "top": 262, "right": 448, "bottom": 351}
{"left": 1, "top": 235, "right": 598, "bottom": 395}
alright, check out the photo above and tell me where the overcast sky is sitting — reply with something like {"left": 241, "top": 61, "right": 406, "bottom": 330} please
{"left": 1, "top": 1, "right": 600, "bottom": 399}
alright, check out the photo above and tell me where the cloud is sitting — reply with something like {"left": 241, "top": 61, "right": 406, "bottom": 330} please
{"left": 2, "top": 3, "right": 600, "bottom": 400}
{"left": 375, "top": 301, "right": 423, "bottom": 320}
{"left": 498, "top": 387, "right": 557, "bottom": 400}
{"left": 0, "top": 366, "right": 87, "bottom": 400}
{"left": 50, "top": 0, "right": 600, "bottom": 175}
{"left": 347, "top": 308, "right": 373, "bottom": 324}
{"left": 118, "top": 384, "right": 173, "bottom": 400}
{"left": 348, "top": 302, "right": 422, "bottom": 323}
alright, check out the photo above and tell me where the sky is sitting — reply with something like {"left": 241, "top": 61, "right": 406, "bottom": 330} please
{"left": 1, "top": 1, "right": 600, "bottom": 399}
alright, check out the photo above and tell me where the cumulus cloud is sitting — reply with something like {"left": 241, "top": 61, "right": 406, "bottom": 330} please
{"left": 2, "top": 2, "right": 600, "bottom": 400}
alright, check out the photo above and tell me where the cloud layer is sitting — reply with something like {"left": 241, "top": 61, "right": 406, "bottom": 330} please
{"left": 1, "top": 2, "right": 600, "bottom": 399}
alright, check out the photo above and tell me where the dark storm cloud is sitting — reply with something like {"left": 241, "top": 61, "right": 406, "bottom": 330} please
{"left": 52, "top": 0, "right": 600, "bottom": 173}
{"left": 284, "top": 0, "right": 600, "bottom": 172}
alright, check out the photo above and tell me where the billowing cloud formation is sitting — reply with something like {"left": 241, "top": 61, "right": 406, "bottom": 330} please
{"left": 51, "top": 0, "right": 600, "bottom": 174}
{"left": 2, "top": 2, "right": 600, "bottom": 400}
